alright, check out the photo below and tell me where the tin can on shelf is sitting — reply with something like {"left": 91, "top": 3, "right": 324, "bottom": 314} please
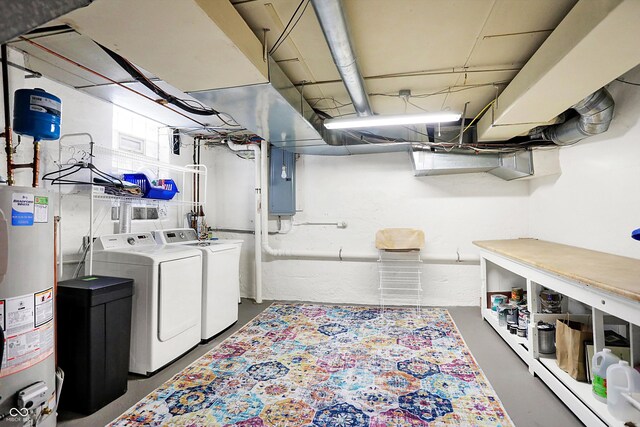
{"left": 540, "top": 288, "right": 563, "bottom": 313}
{"left": 505, "top": 306, "right": 518, "bottom": 324}
{"left": 518, "top": 307, "right": 530, "bottom": 330}
{"left": 517, "top": 327, "right": 527, "bottom": 338}
{"left": 491, "top": 294, "right": 508, "bottom": 311}
{"left": 537, "top": 322, "right": 556, "bottom": 354}
{"left": 511, "top": 287, "right": 524, "bottom": 302}
{"left": 498, "top": 305, "right": 508, "bottom": 327}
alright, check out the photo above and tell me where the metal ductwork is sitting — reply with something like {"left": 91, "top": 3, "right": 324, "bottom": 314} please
{"left": 310, "top": 0, "right": 372, "bottom": 118}
{"left": 535, "top": 88, "right": 615, "bottom": 146}
{"left": 410, "top": 149, "right": 534, "bottom": 181}
{"left": 190, "top": 57, "right": 419, "bottom": 155}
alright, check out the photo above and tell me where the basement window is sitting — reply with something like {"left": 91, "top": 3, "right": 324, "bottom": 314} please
{"left": 112, "top": 106, "right": 169, "bottom": 163}
{"left": 118, "top": 133, "right": 145, "bottom": 154}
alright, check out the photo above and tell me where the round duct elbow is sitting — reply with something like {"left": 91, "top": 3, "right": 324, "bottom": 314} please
{"left": 542, "top": 87, "right": 615, "bottom": 146}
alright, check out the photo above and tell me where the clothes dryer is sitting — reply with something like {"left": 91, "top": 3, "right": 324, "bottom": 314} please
{"left": 154, "top": 228, "right": 240, "bottom": 340}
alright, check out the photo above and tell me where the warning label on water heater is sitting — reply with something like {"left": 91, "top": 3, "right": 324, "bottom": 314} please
{"left": 34, "top": 288, "right": 53, "bottom": 327}
{"left": 11, "top": 193, "right": 34, "bottom": 226}
{"left": 0, "top": 288, "right": 54, "bottom": 378}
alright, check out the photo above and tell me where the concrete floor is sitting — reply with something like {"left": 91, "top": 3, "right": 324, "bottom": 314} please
{"left": 58, "top": 301, "right": 582, "bottom": 427}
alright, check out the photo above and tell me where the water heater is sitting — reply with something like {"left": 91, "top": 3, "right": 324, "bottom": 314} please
{"left": 13, "top": 88, "right": 61, "bottom": 141}
{"left": 0, "top": 187, "right": 56, "bottom": 426}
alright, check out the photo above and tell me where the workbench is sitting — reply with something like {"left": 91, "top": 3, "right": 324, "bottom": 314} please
{"left": 474, "top": 238, "right": 640, "bottom": 427}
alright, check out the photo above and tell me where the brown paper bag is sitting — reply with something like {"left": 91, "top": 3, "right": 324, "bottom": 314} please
{"left": 556, "top": 319, "right": 592, "bottom": 381}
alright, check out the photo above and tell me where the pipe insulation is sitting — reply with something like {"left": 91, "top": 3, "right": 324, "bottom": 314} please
{"left": 538, "top": 88, "right": 615, "bottom": 146}
{"left": 310, "top": 0, "right": 372, "bottom": 117}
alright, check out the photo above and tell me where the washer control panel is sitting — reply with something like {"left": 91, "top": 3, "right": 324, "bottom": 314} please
{"left": 94, "top": 232, "right": 157, "bottom": 250}
{"left": 158, "top": 228, "right": 198, "bottom": 244}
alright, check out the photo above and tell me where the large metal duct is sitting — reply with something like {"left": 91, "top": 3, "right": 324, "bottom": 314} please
{"left": 535, "top": 88, "right": 614, "bottom": 146}
{"left": 310, "top": 0, "right": 372, "bottom": 117}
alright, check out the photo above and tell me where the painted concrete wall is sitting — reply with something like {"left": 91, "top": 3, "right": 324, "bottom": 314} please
{"left": 206, "top": 145, "right": 531, "bottom": 306}
{"left": 529, "top": 65, "right": 640, "bottom": 260}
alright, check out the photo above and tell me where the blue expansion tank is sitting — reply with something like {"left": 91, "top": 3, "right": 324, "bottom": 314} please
{"left": 13, "top": 88, "right": 62, "bottom": 141}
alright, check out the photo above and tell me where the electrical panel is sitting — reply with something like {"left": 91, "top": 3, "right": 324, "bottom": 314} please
{"left": 269, "top": 146, "right": 296, "bottom": 215}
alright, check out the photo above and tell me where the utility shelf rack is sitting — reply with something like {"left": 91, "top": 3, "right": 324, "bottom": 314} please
{"left": 376, "top": 228, "right": 425, "bottom": 315}
{"left": 57, "top": 142, "right": 207, "bottom": 207}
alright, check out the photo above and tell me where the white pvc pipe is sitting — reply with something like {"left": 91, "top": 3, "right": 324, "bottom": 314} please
{"left": 226, "top": 141, "right": 262, "bottom": 303}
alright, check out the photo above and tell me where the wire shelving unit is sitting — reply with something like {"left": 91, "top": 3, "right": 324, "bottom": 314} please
{"left": 375, "top": 228, "right": 425, "bottom": 317}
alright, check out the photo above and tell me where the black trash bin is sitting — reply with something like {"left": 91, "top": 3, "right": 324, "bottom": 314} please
{"left": 57, "top": 275, "right": 133, "bottom": 414}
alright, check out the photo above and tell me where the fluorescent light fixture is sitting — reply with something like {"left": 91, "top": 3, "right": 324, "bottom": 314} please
{"left": 323, "top": 112, "right": 461, "bottom": 129}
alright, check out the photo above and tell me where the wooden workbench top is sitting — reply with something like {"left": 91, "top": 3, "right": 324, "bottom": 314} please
{"left": 473, "top": 238, "right": 640, "bottom": 302}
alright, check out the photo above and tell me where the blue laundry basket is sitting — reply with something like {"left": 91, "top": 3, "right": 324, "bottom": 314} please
{"left": 122, "top": 174, "right": 179, "bottom": 200}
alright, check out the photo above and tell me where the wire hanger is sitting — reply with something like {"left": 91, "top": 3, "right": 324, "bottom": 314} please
{"left": 43, "top": 139, "right": 124, "bottom": 187}
{"left": 42, "top": 161, "right": 124, "bottom": 187}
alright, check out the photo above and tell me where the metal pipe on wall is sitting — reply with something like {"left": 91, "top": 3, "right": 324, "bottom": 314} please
{"left": 226, "top": 141, "right": 263, "bottom": 303}
{"left": 1, "top": 44, "right": 14, "bottom": 185}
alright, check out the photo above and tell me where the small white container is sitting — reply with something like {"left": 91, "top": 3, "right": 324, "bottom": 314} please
{"left": 607, "top": 361, "right": 640, "bottom": 423}
{"left": 592, "top": 348, "right": 620, "bottom": 402}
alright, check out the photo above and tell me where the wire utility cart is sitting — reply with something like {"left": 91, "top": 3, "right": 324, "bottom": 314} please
{"left": 376, "top": 228, "right": 425, "bottom": 316}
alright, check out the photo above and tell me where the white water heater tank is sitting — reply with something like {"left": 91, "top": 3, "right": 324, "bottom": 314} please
{"left": 0, "top": 187, "right": 56, "bottom": 427}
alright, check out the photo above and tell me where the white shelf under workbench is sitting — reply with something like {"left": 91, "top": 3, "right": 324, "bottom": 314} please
{"left": 474, "top": 238, "right": 640, "bottom": 427}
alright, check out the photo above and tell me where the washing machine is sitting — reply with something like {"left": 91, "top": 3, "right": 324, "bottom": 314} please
{"left": 154, "top": 228, "right": 241, "bottom": 340}
{"left": 91, "top": 232, "right": 202, "bottom": 375}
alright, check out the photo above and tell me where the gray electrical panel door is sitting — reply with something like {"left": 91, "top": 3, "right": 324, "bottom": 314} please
{"left": 269, "top": 146, "right": 296, "bottom": 215}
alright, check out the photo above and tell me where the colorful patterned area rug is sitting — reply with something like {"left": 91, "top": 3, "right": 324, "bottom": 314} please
{"left": 110, "top": 303, "right": 513, "bottom": 426}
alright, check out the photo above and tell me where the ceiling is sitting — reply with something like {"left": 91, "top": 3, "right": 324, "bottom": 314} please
{"left": 230, "top": 0, "right": 577, "bottom": 119}
{"left": 6, "top": 0, "right": 579, "bottom": 131}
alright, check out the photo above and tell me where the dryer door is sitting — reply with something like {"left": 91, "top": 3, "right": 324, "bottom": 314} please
{"left": 158, "top": 256, "right": 202, "bottom": 342}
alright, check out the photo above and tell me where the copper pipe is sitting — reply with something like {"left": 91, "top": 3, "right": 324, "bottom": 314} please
{"left": 32, "top": 140, "right": 40, "bottom": 187}
{"left": 53, "top": 215, "right": 59, "bottom": 365}
{"left": 11, "top": 163, "right": 34, "bottom": 169}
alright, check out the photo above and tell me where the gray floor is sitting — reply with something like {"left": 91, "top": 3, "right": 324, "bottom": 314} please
{"left": 58, "top": 301, "right": 582, "bottom": 427}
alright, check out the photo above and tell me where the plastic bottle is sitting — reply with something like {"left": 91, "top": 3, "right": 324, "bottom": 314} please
{"left": 606, "top": 361, "right": 640, "bottom": 423}
{"left": 592, "top": 348, "right": 620, "bottom": 402}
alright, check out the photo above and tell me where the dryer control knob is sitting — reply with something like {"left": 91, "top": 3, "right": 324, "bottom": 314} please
{"left": 127, "top": 237, "right": 136, "bottom": 245}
